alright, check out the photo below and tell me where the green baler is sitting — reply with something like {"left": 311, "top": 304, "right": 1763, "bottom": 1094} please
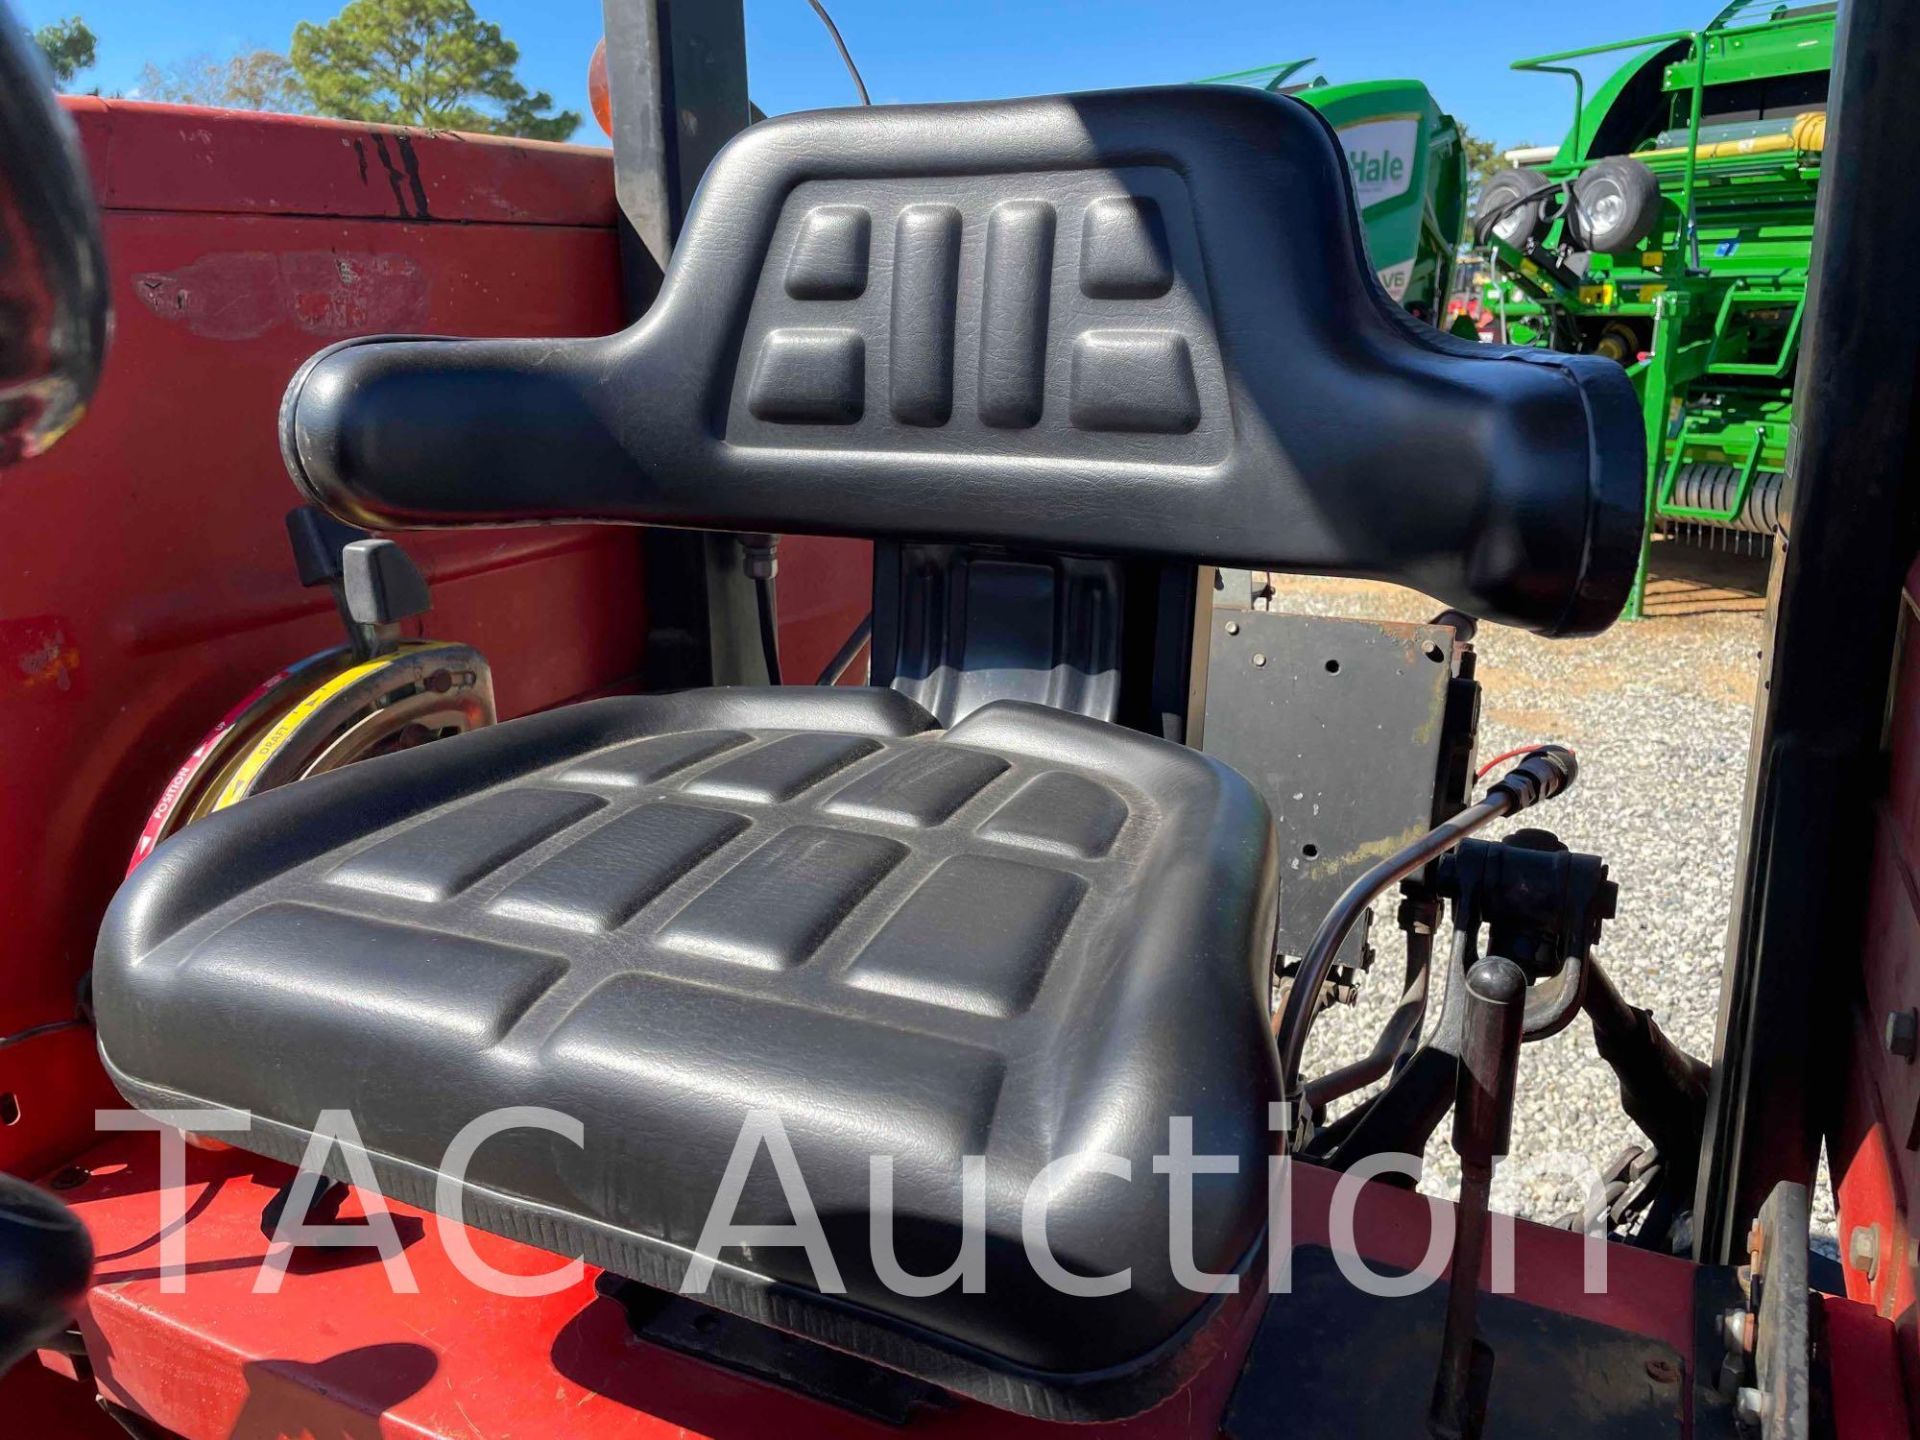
{"left": 1477, "top": 1, "right": 1832, "bottom": 615}
{"left": 1201, "top": 60, "right": 1466, "bottom": 321}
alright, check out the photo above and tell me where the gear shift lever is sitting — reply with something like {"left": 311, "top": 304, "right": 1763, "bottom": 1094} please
{"left": 1428, "top": 955, "right": 1526, "bottom": 1439}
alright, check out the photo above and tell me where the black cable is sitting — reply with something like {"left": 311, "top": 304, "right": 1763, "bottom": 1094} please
{"left": 738, "top": 534, "right": 783, "bottom": 686}
{"left": 753, "top": 576, "right": 782, "bottom": 686}
{"left": 806, "top": 0, "right": 870, "bottom": 106}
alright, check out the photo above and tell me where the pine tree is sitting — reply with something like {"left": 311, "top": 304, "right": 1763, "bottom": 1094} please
{"left": 291, "top": 0, "right": 578, "bottom": 141}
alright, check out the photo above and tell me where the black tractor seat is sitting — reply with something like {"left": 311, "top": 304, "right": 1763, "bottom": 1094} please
{"left": 96, "top": 84, "right": 1644, "bottom": 1421}
{"left": 99, "top": 688, "right": 1279, "bottom": 1416}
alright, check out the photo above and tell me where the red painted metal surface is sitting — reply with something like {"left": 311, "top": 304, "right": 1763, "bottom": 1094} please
{"left": 43, "top": 1135, "right": 1705, "bottom": 1438}
{"left": 62, "top": 99, "right": 620, "bottom": 225}
{"left": 0, "top": 1348, "right": 124, "bottom": 1438}
{"left": 0, "top": 102, "right": 869, "bottom": 1180}
{"left": 1824, "top": 1291, "right": 1914, "bottom": 1439}
{"left": 778, "top": 535, "right": 874, "bottom": 685}
{"left": 1832, "top": 560, "right": 1920, "bottom": 1414}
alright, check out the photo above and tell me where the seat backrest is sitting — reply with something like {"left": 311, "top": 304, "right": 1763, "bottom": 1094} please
{"left": 279, "top": 86, "right": 1645, "bottom": 636}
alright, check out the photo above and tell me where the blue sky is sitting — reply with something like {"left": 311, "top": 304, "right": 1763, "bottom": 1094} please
{"left": 19, "top": 0, "right": 1711, "bottom": 150}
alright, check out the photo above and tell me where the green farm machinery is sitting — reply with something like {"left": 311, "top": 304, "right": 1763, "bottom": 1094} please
{"left": 1201, "top": 60, "right": 1466, "bottom": 323}
{"left": 1476, "top": 1, "right": 1833, "bottom": 615}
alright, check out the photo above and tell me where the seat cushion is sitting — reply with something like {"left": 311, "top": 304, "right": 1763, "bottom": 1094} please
{"left": 95, "top": 687, "right": 1280, "bottom": 1419}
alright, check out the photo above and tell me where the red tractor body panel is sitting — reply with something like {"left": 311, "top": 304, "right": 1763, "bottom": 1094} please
{"left": 48, "top": 1134, "right": 1698, "bottom": 1439}
{"left": 0, "top": 100, "right": 868, "bottom": 1181}
{"left": 1831, "top": 556, "right": 1920, "bottom": 1420}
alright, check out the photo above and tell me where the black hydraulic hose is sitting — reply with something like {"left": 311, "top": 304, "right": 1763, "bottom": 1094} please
{"left": 1303, "top": 923, "right": 1434, "bottom": 1111}
{"left": 1275, "top": 795, "right": 1511, "bottom": 1101}
{"left": 814, "top": 613, "right": 873, "bottom": 687}
{"left": 1275, "top": 746, "right": 1579, "bottom": 1121}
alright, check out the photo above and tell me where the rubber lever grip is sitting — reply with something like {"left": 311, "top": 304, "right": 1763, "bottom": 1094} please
{"left": 1454, "top": 956, "right": 1528, "bottom": 1165}
{"left": 341, "top": 538, "right": 431, "bottom": 627}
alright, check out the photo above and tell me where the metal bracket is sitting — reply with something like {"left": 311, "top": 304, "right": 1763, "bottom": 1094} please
{"left": 1711, "top": 1182, "right": 1820, "bottom": 1438}
{"left": 1199, "top": 609, "right": 1477, "bottom": 978}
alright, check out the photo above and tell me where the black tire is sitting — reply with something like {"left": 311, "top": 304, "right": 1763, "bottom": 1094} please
{"left": 1567, "top": 158, "right": 1662, "bottom": 256}
{"left": 1474, "top": 167, "right": 1555, "bottom": 248}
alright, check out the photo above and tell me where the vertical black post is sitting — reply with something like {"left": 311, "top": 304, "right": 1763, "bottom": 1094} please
{"left": 1694, "top": 0, "right": 1920, "bottom": 1259}
{"left": 599, "top": 0, "right": 765, "bottom": 689}
{"left": 1429, "top": 956, "right": 1525, "bottom": 1440}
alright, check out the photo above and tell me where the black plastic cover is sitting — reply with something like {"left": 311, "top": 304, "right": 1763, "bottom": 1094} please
{"left": 279, "top": 87, "right": 1644, "bottom": 636}
{"left": 96, "top": 687, "right": 1280, "bottom": 1418}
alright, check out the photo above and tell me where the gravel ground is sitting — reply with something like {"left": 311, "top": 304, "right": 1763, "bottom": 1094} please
{"left": 1266, "top": 539, "right": 1838, "bottom": 1244}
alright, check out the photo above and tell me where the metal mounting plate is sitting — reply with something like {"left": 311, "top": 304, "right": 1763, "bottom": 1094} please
{"left": 1199, "top": 609, "right": 1468, "bottom": 964}
{"left": 1223, "top": 1246, "right": 1686, "bottom": 1437}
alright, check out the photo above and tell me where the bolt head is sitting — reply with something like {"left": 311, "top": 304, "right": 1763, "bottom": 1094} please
{"left": 1849, "top": 1223, "right": 1882, "bottom": 1282}
{"left": 1252, "top": 653, "right": 1267, "bottom": 668}
{"left": 1886, "top": 1008, "right": 1919, "bottom": 1061}
{"left": 1720, "top": 1307, "right": 1754, "bottom": 1355}
{"left": 1224, "top": 620, "right": 1240, "bottom": 635}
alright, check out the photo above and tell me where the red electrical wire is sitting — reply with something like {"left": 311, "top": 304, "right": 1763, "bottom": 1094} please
{"left": 1474, "top": 743, "right": 1571, "bottom": 783}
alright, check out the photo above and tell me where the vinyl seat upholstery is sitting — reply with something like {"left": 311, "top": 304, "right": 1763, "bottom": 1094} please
{"left": 97, "top": 688, "right": 1281, "bottom": 1417}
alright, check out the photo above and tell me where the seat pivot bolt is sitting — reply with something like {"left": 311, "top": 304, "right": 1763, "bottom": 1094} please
{"left": 1849, "top": 1223, "right": 1881, "bottom": 1281}
{"left": 1885, "top": 1008, "right": 1918, "bottom": 1061}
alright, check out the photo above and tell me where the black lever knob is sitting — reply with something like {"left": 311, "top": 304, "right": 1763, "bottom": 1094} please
{"left": 1454, "top": 956, "right": 1527, "bottom": 1165}
{"left": 342, "top": 538, "right": 431, "bottom": 628}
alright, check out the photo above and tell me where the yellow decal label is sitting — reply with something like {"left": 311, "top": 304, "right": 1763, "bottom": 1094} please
{"left": 213, "top": 655, "right": 396, "bottom": 810}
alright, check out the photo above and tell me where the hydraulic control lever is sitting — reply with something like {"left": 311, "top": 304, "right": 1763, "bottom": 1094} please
{"left": 1428, "top": 956, "right": 1526, "bottom": 1440}
{"left": 285, "top": 505, "right": 432, "bottom": 659}
{"left": 1275, "top": 745, "right": 1577, "bottom": 1129}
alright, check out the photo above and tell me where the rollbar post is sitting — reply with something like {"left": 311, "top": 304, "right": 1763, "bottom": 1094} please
{"left": 599, "top": 0, "right": 766, "bottom": 688}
